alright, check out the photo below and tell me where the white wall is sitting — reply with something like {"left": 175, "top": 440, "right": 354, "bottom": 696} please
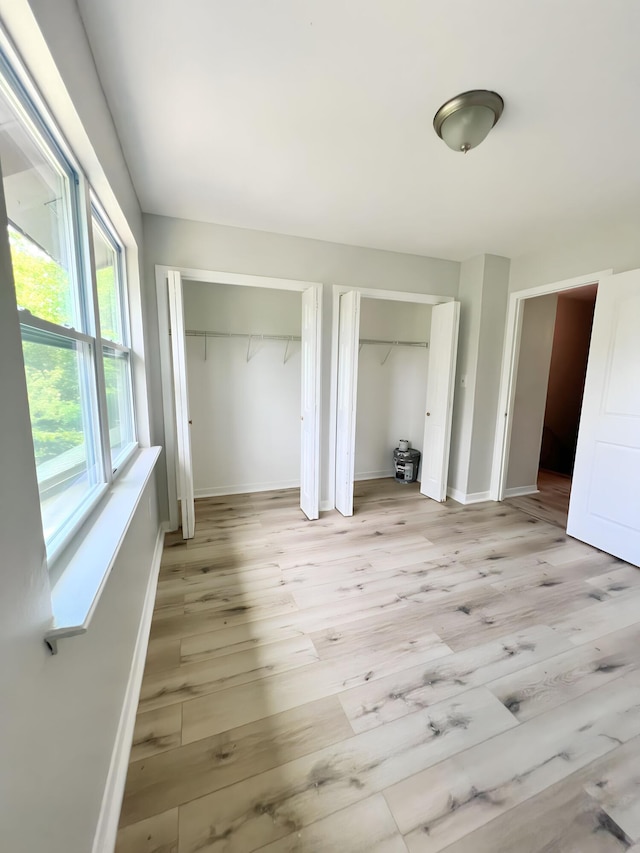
{"left": 183, "top": 282, "right": 302, "bottom": 495}
{"left": 448, "top": 255, "right": 484, "bottom": 497}
{"left": 144, "top": 213, "right": 461, "bottom": 514}
{"left": 508, "top": 217, "right": 640, "bottom": 293}
{"left": 355, "top": 298, "right": 431, "bottom": 479}
{"left": 0, "top": 4, "right": 161, "bottom": 852}
{"left": 448, "top": 254, "right": 510, "bottom": 501}
{"left": 467, "top": 254, "right": 510, "bottom": 494}
{"left": 506, "top": 293, "right": 558, "bottom": 492}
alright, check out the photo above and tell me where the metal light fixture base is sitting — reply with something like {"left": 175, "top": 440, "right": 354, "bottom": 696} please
{"left": 433, "top": 90, "right": 504, "bottom": 153}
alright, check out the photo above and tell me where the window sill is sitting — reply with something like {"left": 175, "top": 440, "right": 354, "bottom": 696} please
{"left": 44, "top": 446, "right": 161, "bottom": 654}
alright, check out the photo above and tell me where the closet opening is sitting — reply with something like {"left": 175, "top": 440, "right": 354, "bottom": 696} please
{"left": 184, "top": 281, "right": 303, "bottom": 497}
{"left": 157, "top": 267, "right": 321, "bottom": 538}
{"left": 333, "top": 286, "right": 459, "bottom": 517}
{"left": 352, "top": 297, "right": 432, "bottom": 511}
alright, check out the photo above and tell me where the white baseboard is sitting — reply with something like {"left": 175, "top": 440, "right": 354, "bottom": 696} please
{"left": 92, "top": 523, "right": 165, "bottom": 853}
{"left": 503, "top": 485, "right": 540, "bottom": 498}
{"left": 194, "top": 479, "right": 300, "bottom": 498}
{"left": 447, "top": 487, "right": 492, "bottom": 505}
{"left": 320, "top": 500, "right": 333, "bottom": 512}
{"left": 354, "top": 469, "right": 395, "bottom": 482}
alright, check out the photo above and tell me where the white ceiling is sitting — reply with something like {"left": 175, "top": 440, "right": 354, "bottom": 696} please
{"left": 76, "top": 0, "right": 640, "bottom": 261}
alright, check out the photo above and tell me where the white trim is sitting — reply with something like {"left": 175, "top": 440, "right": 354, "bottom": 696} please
{"left": 355, "top": 469, "right": 395, "bottom": 481}
{"left": 503, "top": 485, "right": 540, "bottom": 498}
{"left": 332, "top": 284, "right": 454, "bottom": 304}
{"left": 45, "top": 447, "right": 161, "bottom": 648}
{"left": 330, "top": 284, "right": 453, "bottom": 511}
{"left": 155, "top": 264, "right": 316, "bottom": 293}
{"left": 489, "top": 270, "right": 612, "bottom": 502}
{"left": 320, "top": 499, "right": 333, "bottom": 512}
{"left": 91, "top": 523, "right": 165, "bottom": 853}
{"left": 156, "top": 265, "right": 322, "bottom": 529}
{"left": 17, "top": 310, "right": 95, "bottom": 344}
{"left": 168, "top": 271, "right": 195, "bottom": 539}
{"left": 447, "top": 487, "right": 492, "bottom": 505}
{"left": 194, "top": 479, "right": 300, "bottom": 498}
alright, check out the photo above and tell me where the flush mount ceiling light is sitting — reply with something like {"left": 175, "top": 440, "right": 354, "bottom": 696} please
{"left": 433, "top": 90, "right": 504, "bottom": 153}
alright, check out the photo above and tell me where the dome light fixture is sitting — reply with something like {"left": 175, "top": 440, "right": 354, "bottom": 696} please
{"left": 433, "top": 90, "right": 504, "bottom": 153}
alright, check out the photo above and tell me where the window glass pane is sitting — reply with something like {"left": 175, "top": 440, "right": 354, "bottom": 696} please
{"left": 92, "top": 217, "right": 123, "bottom": 343}
{"left": 21, "top": 328, "right": 103, "bottom": 547}
{"left": 103, "top": 347, "right": 135, "bottom": 466}
{"left": 0, "top": 83, "right": 81, "bottom": 328}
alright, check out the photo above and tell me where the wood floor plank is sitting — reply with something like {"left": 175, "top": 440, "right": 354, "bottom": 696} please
{"left": 181, "top": 631, "right": 452, "bottom": 743}
{"left": 129, "top": 705, "right": 182, "bottom": 763}
{"left": 115, "top": 808, "right": 178, "bottom": 853}
{"left": 121, "top": 696, "right": 353, "bottom": 827}
{"left": 339, "top": 624, "right": 569, "bottom": 733}
{"left": 178, "top": 688, "right": 517, "bottom": 853}
{"left": 550, "top": 588, "right": 640, "bottom": 645}
{"left": 143, "top": 638, "right": 182, "bottom": 676}
{"left": 486, "top": 622, "right": 640, "bottom": 722}
{"left": 384, "top": 670, "right": 640, "bottom": 852}
{"left": 434, "top": 736, "right": 640, "bottom": 853}
{"left": 254, "top": 795, "right": 409, "bottom": 853}
{"left": 139, "top": 635, "right": 319, "bottom": 713}
{"left": 585, "top": 564, "right": 640, "bottom": 597}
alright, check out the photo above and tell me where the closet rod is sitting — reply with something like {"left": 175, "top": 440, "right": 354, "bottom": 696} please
{"left": 359, "top": 338, "right": 428, "bottom": 348}
{"left": 181, "top": 329, "right": 427, "bottom": 348}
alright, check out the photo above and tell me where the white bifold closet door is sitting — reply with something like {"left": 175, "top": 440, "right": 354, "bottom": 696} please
{"left": 300, "top": 286, "right": 321, "bottom": 520}
{"left": 167, "top": 270, "right": 195, "bottom": 539}
{"left": 567, "top": 269, "right": 640, "bottom": 566}
{"left": 335, "top": 289, "right": 361, "bottom": 516}
{"left": 420, "top": 301, "right": 460, "bottom": 502}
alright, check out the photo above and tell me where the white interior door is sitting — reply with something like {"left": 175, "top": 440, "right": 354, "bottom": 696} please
{"left": 567, "top": 270, "right": 640, "bottom": 566}
{"left": 300, "top": 286, "right": 321, "bottom": 520}
{"left": 167, "top": 270, "right": 195, "bottom": 539}
{"left": 420, "top": 301, "right": 460, "bottom": 501}
{"left": 335, "top": 290, "right": 361, "bottom": 516}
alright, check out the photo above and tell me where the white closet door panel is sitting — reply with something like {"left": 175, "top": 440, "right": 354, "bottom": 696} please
{"left": 300, "top": 286, "right": 321, "bottom": 520}
{"left": 168, "top": 270, "right": 195, "bottom": 539}
{"left": 335, "top": 290, "right": 361, "bottom": 517}
{"left": 567, "top": 270, "right": 640, "bottom": 566}
{"left": 420, "top": 301, "right": 460, "bottom": 502}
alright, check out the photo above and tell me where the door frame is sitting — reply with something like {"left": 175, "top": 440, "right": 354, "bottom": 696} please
{"left": 489, "top": 269, "right": 612, "bottom": 502}
{"left": 156, "top": 265, "right": 322, "bottom": 531}
{"left": 329, "top": 285, "right": 454, "bottom": 511}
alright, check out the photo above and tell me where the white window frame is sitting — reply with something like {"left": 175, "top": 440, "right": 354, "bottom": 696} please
{"left": 0, "top": 48, "right": 138, "bottom": 567}
{"left": 90, "top": 198, "right": 138, "bottom": 475}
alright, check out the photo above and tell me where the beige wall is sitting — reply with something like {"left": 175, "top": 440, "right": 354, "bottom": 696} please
{"left": 448, "top": 254, "right": 510, "bottom": 500}
{"left": 506, "top": 293, "right": 558, "bottom": 491}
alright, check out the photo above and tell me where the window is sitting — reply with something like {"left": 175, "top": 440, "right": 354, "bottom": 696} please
{"left": 0, "top": 56, "right": 137, "bottom": 562}
{"left": 92, "top": 209, "right": 136, "bottom": 469}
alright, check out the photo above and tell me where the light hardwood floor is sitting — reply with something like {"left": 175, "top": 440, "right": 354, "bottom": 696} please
{"left": 506, "top": 469, "right": 572, "bottom": 528}
{"left": 116, "top": 478, "right": 640, "bottom": 853}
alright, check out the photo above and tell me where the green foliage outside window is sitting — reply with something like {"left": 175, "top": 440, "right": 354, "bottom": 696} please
{"left": 10, "top": 225, "right": 120, "bottom": 467}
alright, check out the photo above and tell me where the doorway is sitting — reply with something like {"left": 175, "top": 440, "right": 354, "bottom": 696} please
{"left": 491, "top": 272, "right": 606, "bottom": 528}
{"left": 332, "top": 286, "right": 459, "bottom": 516}
{"left": 156, "top": 266, "right": 322, "bottom": 537}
